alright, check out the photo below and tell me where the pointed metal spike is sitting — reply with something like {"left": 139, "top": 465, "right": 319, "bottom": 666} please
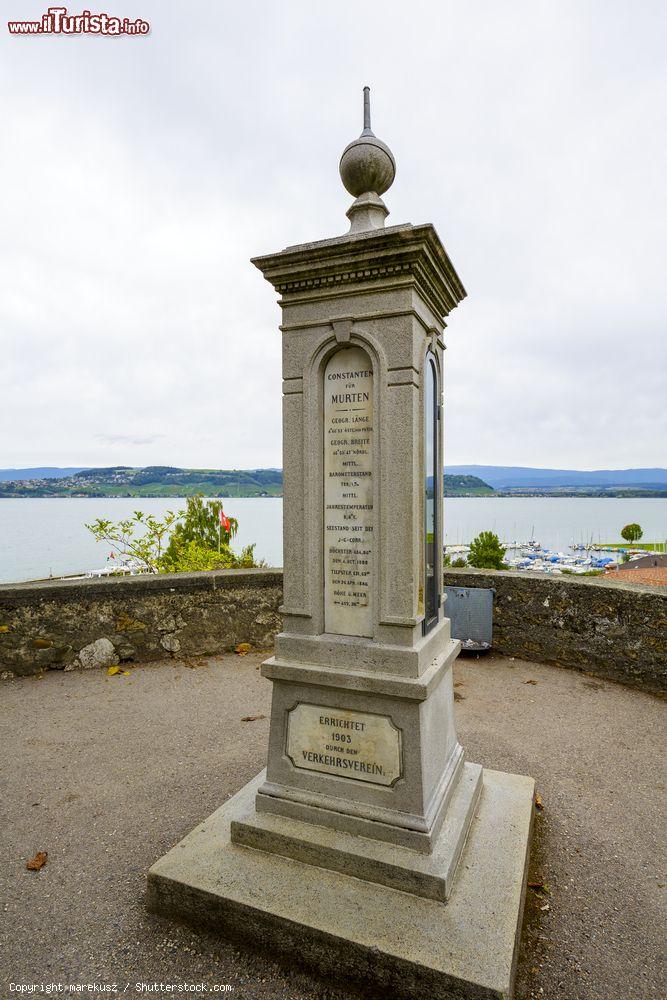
{"left": 363, "top": 86, "right": 371, "bottom": 131}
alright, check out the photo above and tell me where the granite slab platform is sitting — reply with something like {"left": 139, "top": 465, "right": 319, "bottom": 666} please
{"left": 147, "top": 767, "right": 535, "bottom": 1000}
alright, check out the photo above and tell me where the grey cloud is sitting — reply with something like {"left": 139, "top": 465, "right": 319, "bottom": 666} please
{"left": 0, "top": 0, "right": 665, "bottom": 470}
{"left": 96, "top": 434, "right": 166, "bottom": 446}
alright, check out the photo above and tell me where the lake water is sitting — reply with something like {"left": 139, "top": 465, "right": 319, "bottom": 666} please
{"left": 0, "top": 496, "right": 665, "bottom": 584}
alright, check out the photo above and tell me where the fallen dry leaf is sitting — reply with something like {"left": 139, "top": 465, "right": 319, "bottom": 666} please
{"left": 454, "top": 691, "right": 465, "bottom": 702}
{"left": 241, "top": 714, "right": 266, "bottom": 722}
{"left": 534, "top": 792, "right": 544, "bottom": 811}
{"left": 26, "top": 851, "right": 48, "bottom": 871}
{"left": 524, "top": 679, "right": 538, "bottom": 685}
{"left": 235, "top": 643, "right": 252, "bottom": 656}
{"left": 453, "top": 682, "right": 465, "bottom": 688}
{"left": 528, "top": 879, "right": 550, "bottom": 896}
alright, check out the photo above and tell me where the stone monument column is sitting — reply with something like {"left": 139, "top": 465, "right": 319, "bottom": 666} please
{"left": 149, "top": 89, "right": 535, "bottom": 1000}
{"left": 241, "top": 89, "right": 479, "bottom": 866}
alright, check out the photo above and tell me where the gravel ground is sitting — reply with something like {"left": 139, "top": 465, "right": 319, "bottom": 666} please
{"left": 1, "top": 652, "right": 665, "bottom": 1000}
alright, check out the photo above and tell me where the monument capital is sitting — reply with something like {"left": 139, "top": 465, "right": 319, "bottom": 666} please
{"left": 252, "top": 222, "right": 466, "bottom": 322}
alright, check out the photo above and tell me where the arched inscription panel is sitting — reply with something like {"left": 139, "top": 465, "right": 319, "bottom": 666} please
{"left": 323, "top": 346, "right": 374, "bottom": 637}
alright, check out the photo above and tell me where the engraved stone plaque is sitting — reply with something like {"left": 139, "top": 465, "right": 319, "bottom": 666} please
{"left": 286, "top": 703, "right": 402, "bottom": 787}
{"left": 324, "top": 346, "right": 374, "bottom": 637}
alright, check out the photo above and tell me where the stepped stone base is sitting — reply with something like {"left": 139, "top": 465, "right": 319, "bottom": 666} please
{"left": 232, "top": 762, "right": 483, "bottom": 902}
{"left": 147, "top": 768, "right": 535, "bottom": 1000}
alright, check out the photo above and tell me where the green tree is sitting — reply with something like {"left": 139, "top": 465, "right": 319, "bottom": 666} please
{"left": 161, "top": 495, "right": 260, "bottom": 572}
{"left": 467, "top": 531, "right": 506, "bottom": 570}
{"left": 86, "top": 496, "right": 258, "bottom": 574}
{"left": 165, "top": 493, "right": 238, "bottom": 554}
{"left": 85, "top": 509, "right": 179, "bottom": 573}
{"left": 620, "top": 523, "right": 643, "bottom": 544}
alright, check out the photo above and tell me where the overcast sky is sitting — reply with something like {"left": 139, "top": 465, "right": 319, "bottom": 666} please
{"left": 1, "top": 0, "right": 665, "bottom": 471}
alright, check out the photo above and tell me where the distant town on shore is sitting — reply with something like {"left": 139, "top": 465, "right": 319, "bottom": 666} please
{"left": 1, "top": 465, "right": 666, "bottom": 499}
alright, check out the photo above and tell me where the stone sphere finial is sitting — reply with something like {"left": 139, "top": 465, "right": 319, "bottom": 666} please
{"left": 339, "top": 86, "right": 396, "bottom": 199}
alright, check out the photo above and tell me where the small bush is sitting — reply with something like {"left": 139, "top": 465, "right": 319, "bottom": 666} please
{"left": 467, "top": 531, "right": 506, "bottom": 570}
{"left": 159, "top": 540, "right": 257, "bottom": 573}
{"left": 86, "top": 494, "right": 259, "bottom": 574}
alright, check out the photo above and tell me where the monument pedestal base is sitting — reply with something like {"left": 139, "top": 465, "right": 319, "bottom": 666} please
{"left": 147, "top": 768, "right": 535, "bottom": 1000}
{"left": 232, "top": 762, "right": 483, "bottom": 902}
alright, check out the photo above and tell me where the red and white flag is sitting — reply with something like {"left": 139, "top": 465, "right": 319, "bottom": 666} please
{"left": 219, "top": 509, "right": 231, "bottom": 533}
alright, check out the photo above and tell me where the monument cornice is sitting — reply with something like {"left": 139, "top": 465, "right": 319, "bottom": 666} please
{"left": 279, "top": 307, "right": 439, "bottom": 334}
{"left": 252, "top": 223, "right": 467, "bottom": 321}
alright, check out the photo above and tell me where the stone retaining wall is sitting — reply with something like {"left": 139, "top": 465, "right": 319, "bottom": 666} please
{"left": 443, "top": 568, "right": 666, "bottom": 693}
{"left": 0, "top": 570, "right": 282, "bottom": 678}
{"left": 1, "top": 569, "right": 664, "bottom": 691}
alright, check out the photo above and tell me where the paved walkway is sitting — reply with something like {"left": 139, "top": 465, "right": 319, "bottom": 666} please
{"left": 1, "top": 652, "right": 665, "bottom": 1000}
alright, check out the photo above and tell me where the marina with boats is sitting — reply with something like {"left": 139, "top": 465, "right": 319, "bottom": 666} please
{"left": 445, "top": 538, "right": 664, "bottom": 575}
{"left": 81, "top": 540, "right": 665, "bottom": 581}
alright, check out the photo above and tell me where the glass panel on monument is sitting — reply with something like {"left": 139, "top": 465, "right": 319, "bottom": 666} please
{"left": 424, "top": 354, "right": 438, "bottom": 633}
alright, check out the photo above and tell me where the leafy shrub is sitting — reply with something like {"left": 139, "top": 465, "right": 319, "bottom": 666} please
{"left": 467, "top": 531, "right": 506, "bottom": 570}
{"left": 159, "top": 540, "right": 257, "bottom": 573}
{"left": 85, "top": 509, "right": 179, "bottom": 573}
{"left": 163, "top": 494, "right": 238, "bottom": 561}
{"left": 86, "top": 495, "right": 258, "bottom": 574}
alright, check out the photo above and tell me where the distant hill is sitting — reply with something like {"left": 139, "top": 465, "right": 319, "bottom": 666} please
{"left": 0, "top": 467, "right": 87, "bottom": 482}
{"left": 442, "top": 474, "right": 493, "bottom": 496}
{"left": 0, "top": 466, "right": 283, "bottom": 498}
{"left": 2, "top": 465, "right": 664, "bottom": 499}
{"left": 446, "top": 465, "right": 667, "bottom": 490}
{"left": 0, "top": 466, "right": 492, "bottom": 499}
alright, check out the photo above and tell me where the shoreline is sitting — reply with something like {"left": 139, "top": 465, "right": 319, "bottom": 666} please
{"left": 2, "top": 492, "right": 667, "bottom": 500}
